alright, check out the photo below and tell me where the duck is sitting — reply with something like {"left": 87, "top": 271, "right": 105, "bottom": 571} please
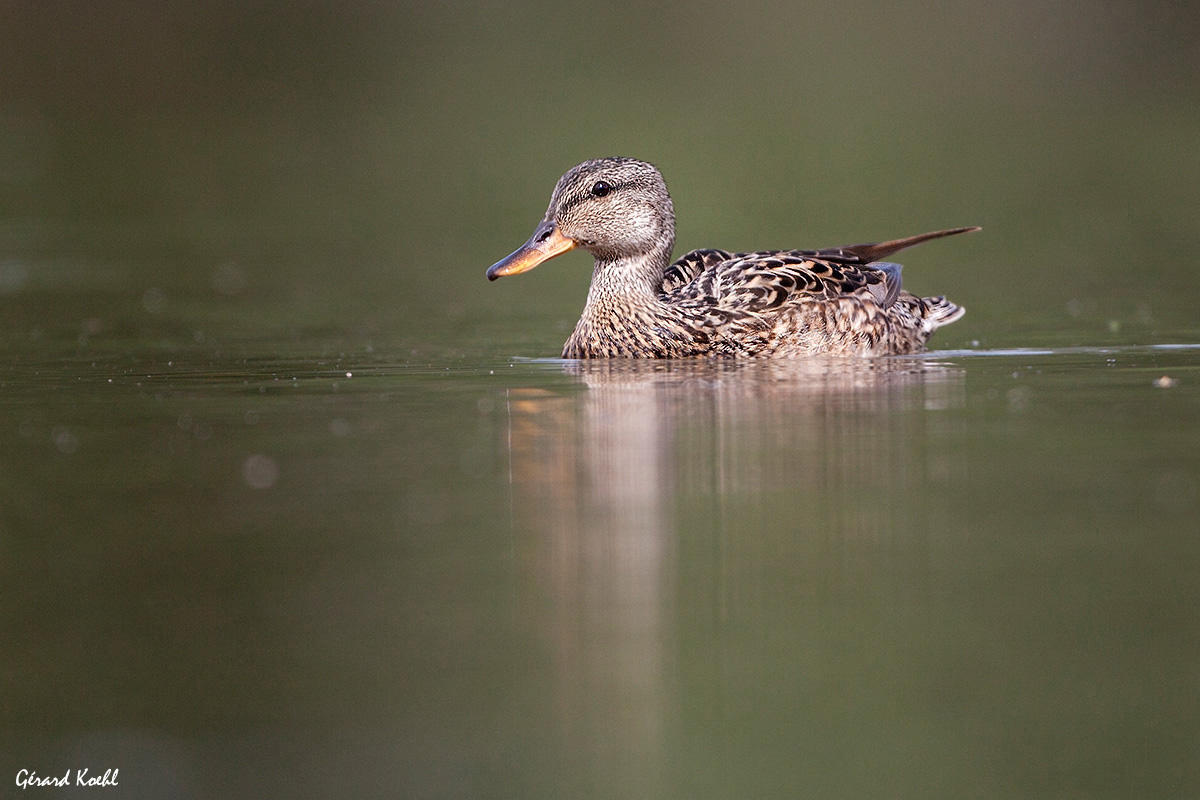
{"left": 486, "top": 157, "right": 977, "bottom": 358}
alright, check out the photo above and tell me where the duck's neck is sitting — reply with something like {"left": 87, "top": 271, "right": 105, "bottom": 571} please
{"left": 585, "top": 250, "right": 668, "bottom": 304}
{"left": 564, "top": 243, "right": 676, "bottom": 357}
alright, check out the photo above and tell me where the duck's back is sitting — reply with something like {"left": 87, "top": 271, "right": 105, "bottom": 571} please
{"left": 657, "top": 237, "right": 966, "bottom": 356}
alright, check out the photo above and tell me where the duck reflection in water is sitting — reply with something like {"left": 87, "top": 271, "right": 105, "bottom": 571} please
{"left": 498, "top": 358, "right": 965, "bottom": 794}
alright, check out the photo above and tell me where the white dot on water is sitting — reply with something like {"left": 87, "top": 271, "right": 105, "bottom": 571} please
{"left": 329, "top": 418, "right": 352, "bottom": 437}
{"left": 345, "top": 372, "right": 352, "bottom": 378}
{"left": 141, "top": 287, "right": 166, "bottom": 314}
{"left": 0, "top": 262, "right": 29, "bottom": 294}
{"left": 52, "top": 426, "right": 79, "bottom": 454}
{"left": 242, "top": 454, "right": 279, "bottom": 489}
{"left": 212, "top": 262, "right": 247, "bottom": 295}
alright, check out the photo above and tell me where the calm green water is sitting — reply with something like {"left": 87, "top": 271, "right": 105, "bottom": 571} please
{"left": 3, "top": 334, "right": 1199, "bottom": 798}
{"left": 4, "top": 1, "right": 1200, "bottom": 797}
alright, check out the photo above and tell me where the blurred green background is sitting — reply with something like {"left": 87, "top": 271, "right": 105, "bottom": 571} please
{"left": 2, "top": 0, "right": 1198, "bottom": 355}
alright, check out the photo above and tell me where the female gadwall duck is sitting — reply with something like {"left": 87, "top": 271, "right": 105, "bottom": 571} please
{"left": 487, "top": 157, "right": 977, "bottom": 358}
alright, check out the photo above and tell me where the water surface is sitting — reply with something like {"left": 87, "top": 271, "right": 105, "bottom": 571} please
{"left": 3, "top": 337, "right": 1198, "bottom": 798}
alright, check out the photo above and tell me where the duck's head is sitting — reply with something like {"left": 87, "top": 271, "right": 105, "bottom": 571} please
{"left": 487, "top": 157, "right": 675, "bottom": 281}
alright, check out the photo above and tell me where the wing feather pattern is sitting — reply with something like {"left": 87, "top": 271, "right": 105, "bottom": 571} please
{"left": 661, "top": 228, "right": 977, "bottom": 315}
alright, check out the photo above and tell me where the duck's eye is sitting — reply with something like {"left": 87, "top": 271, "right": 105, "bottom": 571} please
{"left": 590, "top": 181, "right": 612, "bottom": 197}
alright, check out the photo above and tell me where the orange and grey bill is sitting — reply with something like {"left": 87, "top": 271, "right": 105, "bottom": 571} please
{"left": 486, "top": 224, "right": 577, "bottom": 281}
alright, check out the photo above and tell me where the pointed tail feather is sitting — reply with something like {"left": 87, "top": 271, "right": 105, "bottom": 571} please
{"left": 838, "top": 227, "right": 981, "bottom": 264}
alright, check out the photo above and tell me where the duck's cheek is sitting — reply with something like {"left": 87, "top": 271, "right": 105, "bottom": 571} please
{"left": 626, "top": 206, "right": 665, "bottom": 242}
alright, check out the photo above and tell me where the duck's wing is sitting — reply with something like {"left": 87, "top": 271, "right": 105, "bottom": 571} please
{"left": 663, "top": 251, "right": 899, "bottom": 315}
{"left": 667, "top": 227, "right": 978, "bottom": 315}
{"left": 705, "top": 252, "right": 901, "bottom": 312}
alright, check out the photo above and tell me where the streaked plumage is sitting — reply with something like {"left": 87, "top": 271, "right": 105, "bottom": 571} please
{"left": 487, "top": 157, "right": 977, "bottom": 358}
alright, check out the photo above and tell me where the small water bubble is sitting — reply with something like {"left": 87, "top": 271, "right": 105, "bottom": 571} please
{"left": 142, "top": 287, "right": 166, "bottom": 314}
{"left": 51, "top": 426, "right": 79, "bottom": 454}
{"left": 0, "top": 262, "right": 29, "bottom": 294}
{"left": 329, "top": 418, "right": 352, "bottom": 437}
{"left": 176, "top": 412, "right": 193, "bottom": 429}
{"left": 345, "top": 372, "right": 352, "bottom": 378}
{"left": 242, "top": 454, "right": 279, "bottom": 489}
{"left": 193, "top": 330, "right": 206, "bottom": 343}
{"left": 1107, "top": 319, "right": 1121, "bottom": 333}
{"left": 1065, "top": 299, "right": 1082, "bottom": 318}
{"left": 244, "top": 410, "right": 260, "bottom": 425}
{"left": 1007, "top": 386, "right": 1031, "bottom": 413}
{"left": 192, "top": 422, "right": 213, "bottom": 441}
{"left": 212, "top": 262, "right": 246, "bottom": 295}
{"left": 476, "top": 397, "right": 495, "bottom": 414}
{"left": 17, "top": 420, "right": 33, "bottom": 438}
